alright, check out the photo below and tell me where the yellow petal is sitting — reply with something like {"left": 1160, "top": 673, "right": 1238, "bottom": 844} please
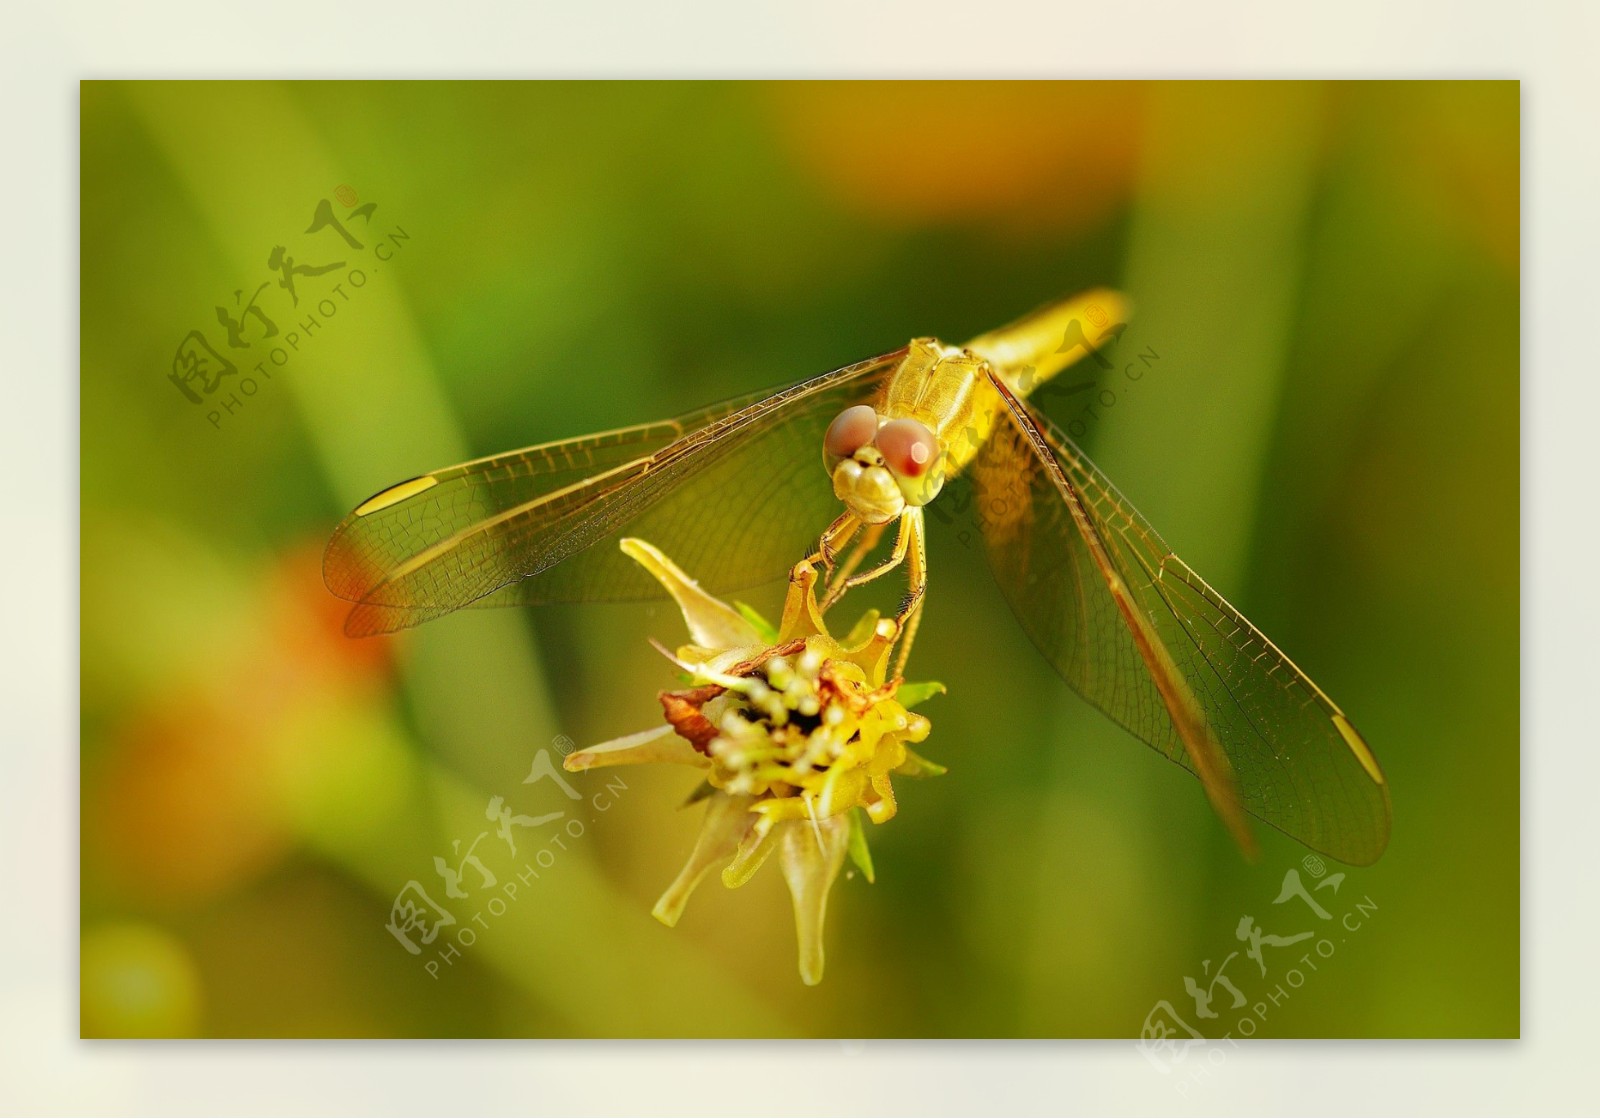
{"left": 842, "top": 617, "right": 899, "bottom": 684}
{"left": 563, "top": 725, "right": 708, "bottom": 772}
{"left": 750, "top": 795, "right": 813, "bottom": 826}
{"left": 778, "top": 815, "right": 852, "bottom": 986}
{"left": 840, "top": 608, "right": 882, "bottom": 650}
{"left": 866, "top": 734, "right": 907, "bottom": 776}
{"left": 653, "top": 794, "right": 757, "bottom": 927}
{"left": 722, "top": 815, "right": 779, "bottom": 888}
{"left": 621, "top": 538, "right": 760, "bottom": 650}
{"left": 818, "top": 766, "right": 868, "bottom": 817}
{"left": 865, "top": 773, "right": 898, "bottom": 823}
{"left": 777, "top": 560, "right": 829, "bottom": 640}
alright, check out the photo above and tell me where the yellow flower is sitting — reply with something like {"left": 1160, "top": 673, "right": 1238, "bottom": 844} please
{"left": 564, "top": 538, "right": 944, "bottom": 984}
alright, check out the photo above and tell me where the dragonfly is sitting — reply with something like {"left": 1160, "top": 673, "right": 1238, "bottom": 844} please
{"left": 324, "top": 290, "right": 1391, "bottom": 866}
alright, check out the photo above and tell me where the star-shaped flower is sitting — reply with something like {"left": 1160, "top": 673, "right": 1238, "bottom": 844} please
{"left": 563, "top": 538, "right": 944, "bottom": 984}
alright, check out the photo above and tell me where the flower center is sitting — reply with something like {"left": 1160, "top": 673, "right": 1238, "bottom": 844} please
{"left": 658, "top": 636, "right": 919, "bottom": 809}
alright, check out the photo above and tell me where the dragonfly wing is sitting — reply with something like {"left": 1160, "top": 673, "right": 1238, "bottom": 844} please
{"left": 971, "top": 371, "right": 1391, "bottom": 865}
{"left": 326, "top": 350, "right": 904, "bottom": 636}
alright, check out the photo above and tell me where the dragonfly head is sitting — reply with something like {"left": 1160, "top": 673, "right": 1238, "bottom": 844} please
{"left": 824, "top": 405, "right": 945, "bottom": 524}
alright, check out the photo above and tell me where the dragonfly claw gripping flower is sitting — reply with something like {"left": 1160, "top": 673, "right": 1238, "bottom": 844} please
{"left": 563, "top": 537, "right": 944, "bottom": 984}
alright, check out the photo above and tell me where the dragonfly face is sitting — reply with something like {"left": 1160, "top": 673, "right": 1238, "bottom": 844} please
{"left": 824, "top": 404, "right": 941, "bottom": 524}
{"left": 324, "top": 287, "right": 1392, "bottom": 866}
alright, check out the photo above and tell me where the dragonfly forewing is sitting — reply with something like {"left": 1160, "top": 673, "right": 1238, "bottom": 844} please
{"left": 324, "top": 352, "right": 902, "bottom": 636}
{"left": 971, "top": 374, "right": 1391, "bottom": 866}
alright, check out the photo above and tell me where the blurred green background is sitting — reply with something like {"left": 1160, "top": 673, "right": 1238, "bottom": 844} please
{"left": 79, "top": 81, "right": 1518, "bottom": 1039}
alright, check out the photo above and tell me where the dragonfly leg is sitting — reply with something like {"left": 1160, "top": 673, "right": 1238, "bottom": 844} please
{"left": 822, "top": 508, "right": 918, "bottom": 612}
{"left": 893, "top": 598, "right": 925, "bottom": 681}
{"left": 823, "top": 520, "right": 887, "bottom": 602}
{"left": 812, "top": 510, "right": 861, "bottom": 574}
{"left": 892, "top": 509, "right": 927, "bottom": 677}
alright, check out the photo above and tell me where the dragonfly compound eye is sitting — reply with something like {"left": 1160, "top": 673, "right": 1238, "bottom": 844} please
{"left": 876, "top": 417, "right": 937, "bottom": 479}
{"left": 824, "top": 405, "right": 880, "bottom": 461}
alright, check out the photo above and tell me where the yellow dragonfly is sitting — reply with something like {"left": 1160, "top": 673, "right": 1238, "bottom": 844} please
{"left": 324, "top": 290, "right": 1391, "bottom": 866}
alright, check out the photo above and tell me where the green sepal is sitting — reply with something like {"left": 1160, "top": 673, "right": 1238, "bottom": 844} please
{"left": 842, "top": 609, "right": 882, "bottom": 649}
{"left": 895, "top": 747, "right": 948, "bottom": 778}
{"left": 681, "top": 779, "right": 718, "bottom": 807}
{"left": 847, "top": 807, "right": 876, "bottom": 884}
{"left": 898, "top": 680, "right": 947, "bottom": 709}
{"left": 734, "top": 601, "right": 779, "bottom": 644}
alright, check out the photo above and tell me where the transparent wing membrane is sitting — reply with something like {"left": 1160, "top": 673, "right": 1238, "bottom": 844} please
{"left": 972, "top": 373, "right": 1391, "bottom": 865}
{"left": 324, "top": 352, "right": 903, "bottom": 636}
{"left": 324, "top": 298, "right": 1389, "bottom": 867}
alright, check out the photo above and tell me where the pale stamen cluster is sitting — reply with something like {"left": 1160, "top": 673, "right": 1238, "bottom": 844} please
{"left": 699, "top": 645, "right": 913, "bottom": 806}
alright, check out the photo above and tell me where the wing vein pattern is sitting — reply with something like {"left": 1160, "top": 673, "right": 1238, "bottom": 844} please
{"left": 323, "top": 351, "right": 903, "bottom": 636}
{"left": 970, "top": 383, "right": 1390, "bottom": 865}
